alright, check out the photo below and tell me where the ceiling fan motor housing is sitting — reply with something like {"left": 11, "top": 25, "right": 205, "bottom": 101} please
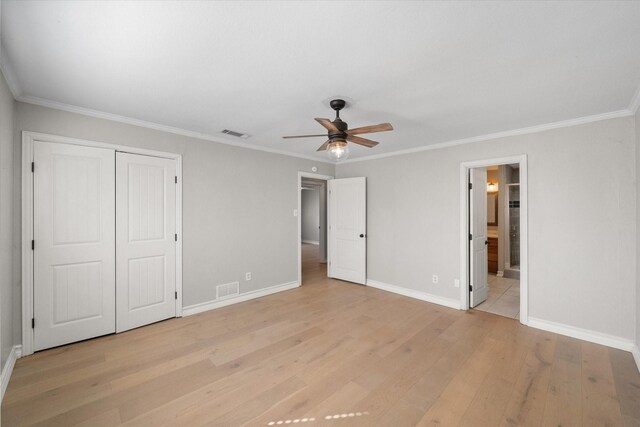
{"left": 329, "top": 99, "right": 348, "bottom": 141}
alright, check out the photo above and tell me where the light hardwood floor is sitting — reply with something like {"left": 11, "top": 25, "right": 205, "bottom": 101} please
{"left": 2, "top": 243, "right": 640, "bottom": 426}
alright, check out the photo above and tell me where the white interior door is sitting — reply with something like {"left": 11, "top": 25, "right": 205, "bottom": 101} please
{"left": 328, "top": 177, "right": 366, "bottom": 284}
{"left": 116, "top": 153, "right": 177, "bottom": 332}
{"left": 33, "top": 142, "right": 116, "bottom": 351}
{"left": 470, "top": 168, "right": 489, "bottom": 307}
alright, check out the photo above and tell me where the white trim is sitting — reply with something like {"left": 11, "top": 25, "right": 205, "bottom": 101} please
{"left": 297, "top": 171, "right": 333, "bottom": 286}
{"left": 340, "top": 109, "right": 632, "bottom": 164}
{"left": 629, "top": 84, "right": 640, "bottom": 115}
{"left": 632, "top": 344, "right": 640, "bottom": 373}
{"left": 183, "top": 281, "right": 300, "bottom": 316}
{"left": 9, "top": 88, "right": 636, "bottom": 166}
{"left": 175, "top": 155, "right": 183, "bottom": 317}
{"left": 0, "top": 47, "right": 21, "bottom": 99}
{"left": 460, "top": 155, "right": 528, "bottom": 325}
{"left": 24, "top": 131, "right": 182, "bottom": 160}
{"left": 21, "top": 135, "right": 34, "bottom": 356}
{"left": 528, "top": 317, "right": 635, "bottom": 353}
{"left": 1, "top": 345, "right": 22, "bottom": 402}
{"left": 366, "top": 280, "right": 461, "bottom": 310}
{"left": 21, "top": 131, "right": 184, "bottom": 356}
{"left": 302, "top": 240, "right": 319, "bottom": 245}
{"left": 16, "top": 95, "right": 334, "bottom": 164}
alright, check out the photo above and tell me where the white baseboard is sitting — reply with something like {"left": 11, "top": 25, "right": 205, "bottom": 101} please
{"left": 366, "top": 279, "right": 461, "bottom": 310}
{"left": 632, "top": 344, "right": 640, "bottom": 373}
{"left": 528, "top": 317, "right": 635, "bottom": 352}
{"left": 183, "top": 281, "right": 300, "bottom": 316}
{"left": 302, "top": 240, "right": 319, "bottom": 245}
{"left": 1, "top": 345, "right": 22, "bottom": 402}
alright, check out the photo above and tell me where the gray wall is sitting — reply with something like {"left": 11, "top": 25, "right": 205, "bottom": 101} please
{"left": 13, "top": 102, "right": 335, "bottom": 327}
{"left": 337, "top": 116, "right": 636, "bottom": 341}
{"left": 301, "top": 188, "right": 320, "bottom": 243}
{"left": 1, "top": 69, "right": 15, "bottom": 369}
{"left": 6, "top": 100, "right": 640, "bottom": 352}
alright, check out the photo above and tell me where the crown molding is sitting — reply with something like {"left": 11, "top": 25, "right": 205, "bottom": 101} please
{"left": 339, "top": 108, "right": 633, "bottom": 164}
{"left": 15, "top": 95, "right": 335, "bottom": 164}
{"left": 0, "top": 44, "right": 22, "bottom": 99}
{"left": 629, "top": 84, "right": 640, "bottom": 115}
{"left": 11, "top": 89, "right": 638, "bottom": 166}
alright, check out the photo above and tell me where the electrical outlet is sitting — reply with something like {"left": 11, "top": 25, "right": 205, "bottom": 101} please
{"left": 246, "top": 272, "right": 252, "bottom": 281}
{"left": 432, "top": 275, "right": 439, "bottom": 284}
{"left": 454, "top": 279, "right": 460, "bottom": 288}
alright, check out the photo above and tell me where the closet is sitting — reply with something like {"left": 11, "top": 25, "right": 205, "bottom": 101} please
{"left": 30, "top": 139, "right": 179, "bottom": 351}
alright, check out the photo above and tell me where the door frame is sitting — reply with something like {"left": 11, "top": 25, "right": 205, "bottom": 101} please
{"left": 21, "top": 131, "right": 183, "bottom": 356}
{"left": 459, "top": 154, "right": 528, "bottom": 324}
{"left": 297, "top": 171, "right": 333, "bottom": 285}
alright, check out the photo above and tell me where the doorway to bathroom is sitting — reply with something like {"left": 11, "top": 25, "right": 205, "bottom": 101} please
{"left": 460, "top": 155, "right": 528, "bottom": 324}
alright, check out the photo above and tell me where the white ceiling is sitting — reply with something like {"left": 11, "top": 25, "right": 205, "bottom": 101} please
{"left": 2, "top": 1, "right": 640, "bottom": 162}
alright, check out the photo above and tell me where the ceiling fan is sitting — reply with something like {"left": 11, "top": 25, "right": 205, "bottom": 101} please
{"left": 283, "top": 99, "right": 393, "bottom": 161}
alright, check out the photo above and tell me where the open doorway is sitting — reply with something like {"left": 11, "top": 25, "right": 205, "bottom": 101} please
{"left": 298, "top": 172, "right": 332, "bottom": 286}
{"left": 472, "top": 164, "right": 521, "bottom": 319}
{"left": 460, "top": 155, "right": 528, "bottom": 324}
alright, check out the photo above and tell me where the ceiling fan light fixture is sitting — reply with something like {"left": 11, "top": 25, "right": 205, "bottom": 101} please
{"left": 327, "top": 140, "right": 349, "bottom": 162}
{"left": 282, "top": 98, "right": 391, "bottom": 156}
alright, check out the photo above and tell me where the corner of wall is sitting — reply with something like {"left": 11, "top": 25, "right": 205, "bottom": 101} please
{"left": 0, "top": 65, "right": 17, "bottom": 393}
{"left": 0, "top": 345, "right": 21, "bottom": 402}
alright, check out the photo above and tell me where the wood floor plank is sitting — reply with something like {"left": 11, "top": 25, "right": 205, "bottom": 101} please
{"left": 300, "top": 381, "right": 370, "bottom": 421}
{"left": 349, "top": 317, "right": 456, "bottom": 420}
{"left": 2, "top": 244, "right": 640, "bottom": 427}
{"left": 500, "top": 330, "right": 557, "bottom": 427}
{"left": 541, "top": 336, "right": 583, "bottom": 427}
{"left": 415, "top": 335, "right": 505, "bottom": 425}
{"left": 458, "top": 323, "right": 533, "bottom": 427}
{"left": 608, "top": 348, "right": 640, "bottom": 426}
{"left": 581, "top": 342, "right": 624, "bottom": 427}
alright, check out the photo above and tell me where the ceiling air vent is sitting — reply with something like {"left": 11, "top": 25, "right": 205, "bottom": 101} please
{"left": 220, "top": 129, "right": 250, "bottom": 139}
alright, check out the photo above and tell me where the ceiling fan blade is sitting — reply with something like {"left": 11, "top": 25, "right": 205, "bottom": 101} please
{"left": 315, "top": 118, "right": 338, "bottom": 132}
{"left": 346, "top": 122, "right": 393, "bottom": 135}
{"left": 316, "top": 140, "right": 331, "bottom": 151}
{"left": 282, "top": 134, "right": 327, "bottom": 139}
{"left": 346, "top": 135, "right": 379, "bottom": 148}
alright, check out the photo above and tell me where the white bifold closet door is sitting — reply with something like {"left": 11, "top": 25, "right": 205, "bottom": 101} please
{"left": 116, "top": 153, "right": 177, "bottom": 333}
{"left": 33, "top": 142, "right": 116, "bottom": 351}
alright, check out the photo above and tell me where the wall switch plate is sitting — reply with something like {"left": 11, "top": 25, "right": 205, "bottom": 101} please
{"left": 432, "top": 275, "right": 439, "bottom": 284}
{"left": 293, "top": 209, "right": 298, "bottom": 217}
{"left": 454, "top": 279, "right": 460, "bottom": 288}
{"left": 246, "top": 272, "right": 252, "bottom": 281}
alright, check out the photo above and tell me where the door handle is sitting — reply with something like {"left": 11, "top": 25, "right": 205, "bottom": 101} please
{"left": 485, "top": 240, "right": 489, "bottom": 245}
{"left": 360, "top": 234, "right": 366, "bottom": 238}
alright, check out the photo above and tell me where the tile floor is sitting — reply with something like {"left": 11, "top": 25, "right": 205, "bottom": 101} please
{"left": 474, "top": 273, "right": 520, "bottom": 319}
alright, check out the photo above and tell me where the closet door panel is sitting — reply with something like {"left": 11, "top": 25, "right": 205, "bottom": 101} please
{"left": 33, "top": 141, "right": 116, "bottom": 351}
{"left": 116, "top": 153, "right": 177, "bottom": 332}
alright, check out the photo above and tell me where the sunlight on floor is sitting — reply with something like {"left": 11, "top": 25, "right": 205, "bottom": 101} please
{"left": 268, "top": 411, "right": 369, "bottom": 425}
